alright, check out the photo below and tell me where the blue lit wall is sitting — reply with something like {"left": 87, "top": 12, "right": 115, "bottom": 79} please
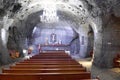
{"left": 32, "top": 28, "right": 75, "bottom": 45}
{"left": 30, "top": 26, "right": 78, "bottom": 54}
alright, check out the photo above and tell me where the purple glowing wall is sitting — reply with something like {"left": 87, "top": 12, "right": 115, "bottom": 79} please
{"left": 30, "top": 26, "right": 78, "bottom": 53}
{"left": 32, "top": 27, "right": 76, "bottom": 45}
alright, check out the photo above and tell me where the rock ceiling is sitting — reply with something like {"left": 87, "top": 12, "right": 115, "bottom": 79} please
{"left": 0, "top": 0, "right": 120, "bottom": 30}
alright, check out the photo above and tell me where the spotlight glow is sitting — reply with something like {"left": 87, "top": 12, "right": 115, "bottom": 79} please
{"left": 1, "top": 28, "right": 6, "bottom": 45}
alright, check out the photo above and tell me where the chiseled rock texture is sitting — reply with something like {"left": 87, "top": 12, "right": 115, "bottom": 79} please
{"left": 0, "top": 0, "right": 120, "bottom": 68}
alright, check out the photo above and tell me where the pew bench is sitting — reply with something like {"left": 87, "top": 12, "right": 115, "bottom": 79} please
{"left": 115, "top": 60, "right": 120, "bottom": 67}
{"left": 30, "top": 57, "right": 72, "bottom": 59}
{"left": 0, "top": 51, "right": 93, "bottom": 80}
{"left": 24, "top": 59, "right": 76, "bottom": 61}
{"left": 36, "top": 54, "right": 69, "bottom": 56}
{"left": 10, "top": 66, "right": 84, "bottom": 69}
{"left": 16, "top": 62, "right": 80, "bottom": 65}
{"left": 31, "top": 54, "right": 70, "bottom": 56}
{"left": 12, "top": 64, "right": 82, "bottom": 67}
{"left": 10, "top": 64, "right": 83, "bottom": 69}
{"left": 0, "top": 72, "right": 91, "bottom": 80}
{"left": 23, "top": 59, "right": 77, "bottom": 61}
{"left": 113, "top": 53, "right": 120, "bottom": 67}
{"left": 20, "top": 61, "right": 78, "bottom": 64}
{"left": 2, "top": 68, "right": 87, "bottom": 73}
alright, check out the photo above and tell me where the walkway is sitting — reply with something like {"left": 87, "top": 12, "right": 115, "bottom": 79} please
{"left": 77, "top": 58, "right": 120, "bottom": 80}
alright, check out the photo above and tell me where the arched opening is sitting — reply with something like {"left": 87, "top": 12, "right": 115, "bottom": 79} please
{"left": 0, "top": 0, "right": 104, "bottom": 68}
{"left": 27, "top": 22, "right": 80, "bottom": 56}
{"left": 87, "top": 25, "right": 94, "bottom": 59}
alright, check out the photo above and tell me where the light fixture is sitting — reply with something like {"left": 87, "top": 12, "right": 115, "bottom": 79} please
{"left": 40, "top": 0, "right": 59, "bottom": 23}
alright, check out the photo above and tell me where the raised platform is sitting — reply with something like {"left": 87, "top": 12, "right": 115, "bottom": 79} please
{"left": 40, "top": 44, "right": 70, "bottom": 51}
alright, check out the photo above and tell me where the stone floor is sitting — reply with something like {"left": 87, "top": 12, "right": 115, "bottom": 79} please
{"left": 77, "top": 58, "right": 120, "bottom": 80}
{"left": 0, "top": 57, "right": 120, "bottom": 80}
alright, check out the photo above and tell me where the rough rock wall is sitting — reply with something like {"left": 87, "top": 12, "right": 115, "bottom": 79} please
{"left": 100, "top": 15, "right": 120, "bottom": 68}
{"left": 70, "top": 37, "right": 80, "bottom": 55}
{"left": 81, "top": 0, "right": 120, "bottom": 68}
